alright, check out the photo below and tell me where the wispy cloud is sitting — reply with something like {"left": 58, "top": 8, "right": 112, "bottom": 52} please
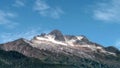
{"left": 34, "top": 0, "right": 64, "bottom": 19}
{"left": 93, "top": 0, "right": 120, "bottom": 22}
{"left": 0, "top": 28, "right": 50, "bottom": 43}
{"left": 0, "top": 10, "right": 18, "bottom": 28}
{"left": 13, "top": 0, "right": 25, "bottom": 7}
{"left": 0, "top": 29, "right": 40, "bottom": 43}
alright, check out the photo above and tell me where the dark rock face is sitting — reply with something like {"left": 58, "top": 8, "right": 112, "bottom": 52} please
{"left": 80, "top": 35, "right": 89, "bottom": 42}
{"left": 40, "top": 33, "right": 46, "bottom": 37}
{"left": 65, "top": 35, "right": 77, "bottom": 40}
{"left": 65, "top": 35, "right": 93, "bottom": 45}
{"left": 105, "top": 46, "right": 120, "bottom": 54}
{"left": 49, "top": 29, "right": 65, "bottom": 41}
{"left": 74, "top": 40, "right": 87, "bottom": 45}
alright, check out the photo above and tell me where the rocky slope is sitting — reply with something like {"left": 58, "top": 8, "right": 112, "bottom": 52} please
{"left": 0, "top": 49, "right": 77, "bottom": 68}
{"left": 0, "top": 29, "right": 120, "bottom": 68}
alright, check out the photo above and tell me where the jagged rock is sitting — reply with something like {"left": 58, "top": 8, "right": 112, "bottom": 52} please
{"left": 64, "top": 35, "right": 77, "bottom": 40}
{"left": 49, "top": 29, "right": 65, "bottom": 41}
{"left": 80, "top": 35, "right": 89, "bottom": 42}
{"left": 40, "top": 33, "right": 46, "bottom": 37}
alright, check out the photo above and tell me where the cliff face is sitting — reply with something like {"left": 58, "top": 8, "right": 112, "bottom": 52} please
{"left": 0, "top": 30, "right": 120, "bottom": 68}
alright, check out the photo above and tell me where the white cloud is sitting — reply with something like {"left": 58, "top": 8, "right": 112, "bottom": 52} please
{"left": 34, "top": 0, "right": 50, "bottom": 11}
{"left": 93, "top": 0, "right": 120, "bottom": 22}
{"left": 0, "top": 10, "right": 18, "bottom": 28}
{"left": 0, "top": 29, "right": 40, "bottom": 43}
{"left": 13, "top": 0, "right": 25, "bottom": 7}
{"left": 34, "top": 0, "right": 64, "bottom": 19}
{"left": 0, "top": 28, "right": 50, "bottom": 43}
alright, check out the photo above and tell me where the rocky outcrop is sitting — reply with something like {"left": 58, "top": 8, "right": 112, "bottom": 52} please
{"left": 105, "top": 46, "right": 120, "bottom": 54}
{"left": 49, "top": 29, "right": 65, "bottom": 41}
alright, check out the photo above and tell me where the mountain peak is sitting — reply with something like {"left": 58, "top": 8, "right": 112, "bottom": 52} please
{"left": 49, "top": 29, "right": 65, "bottom": 41}
{"left": 49, "top": 29, "right": 62, "bottom": 35}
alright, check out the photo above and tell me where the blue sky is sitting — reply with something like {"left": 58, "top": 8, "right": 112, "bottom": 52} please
{"left": 0, "top": 0, "right": 120, "bottom": 49}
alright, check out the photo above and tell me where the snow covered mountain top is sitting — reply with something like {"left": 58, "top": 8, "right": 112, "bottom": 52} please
{"left": 31, "top": 30, "right": 89, "bottom": 46}
{"left": 30, "top": 30, "right": 116, "bottom": 56}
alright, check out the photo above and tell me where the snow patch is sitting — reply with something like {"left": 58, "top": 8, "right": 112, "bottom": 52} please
{"left": 64, "top": 37, "right": 76, "bottom": 46}
{"left": 76, "top": 36, "right": 84, "bottom": 40}
{"left": 107, "top": 52, "right": 116, "bottom": 56}
{"left": 31, "top": 34, "right": 116, "bottom": 56}
{"left": 34, "top": 36, "right": 67, "bottom": 45}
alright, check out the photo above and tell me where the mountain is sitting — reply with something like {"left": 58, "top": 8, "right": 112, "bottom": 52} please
{"left": 0, "top": 29, "right": 120, "bottom": 68}
{"left": 0, "top": 49, "right": 77, "bottom": 68}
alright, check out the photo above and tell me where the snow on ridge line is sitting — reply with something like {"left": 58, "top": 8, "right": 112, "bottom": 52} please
{"left": 31, "top": 36, "right": 117, "bottom": 56}
{"left": 35, "top": 36, "right": 104, "bottom": 50}
{"left": 35, "top": 37, "right": 67, "bottom": 45}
